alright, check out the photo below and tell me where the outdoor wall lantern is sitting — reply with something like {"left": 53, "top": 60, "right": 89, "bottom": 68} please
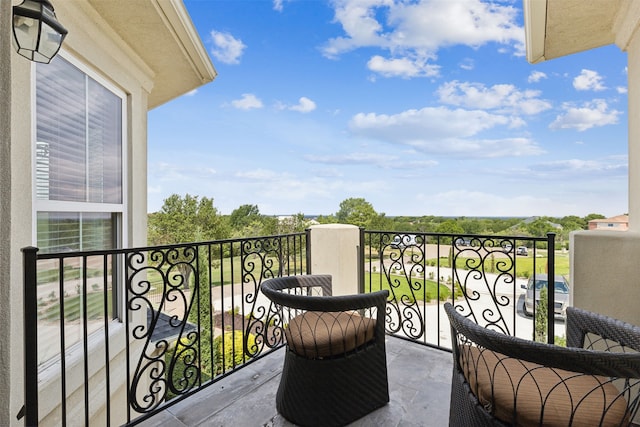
{"left": 12, "top": 0, "right": 67, "bottom": 64}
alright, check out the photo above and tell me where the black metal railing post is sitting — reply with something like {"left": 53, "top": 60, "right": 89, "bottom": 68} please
{"left": 358, "top": 227, "right": 365, "bottom": 294}
{"left": 22, "top": 246, "right": 39, "bottom": 427}
{"left": 546, "top": 233, "right": 556, "bottom": 344}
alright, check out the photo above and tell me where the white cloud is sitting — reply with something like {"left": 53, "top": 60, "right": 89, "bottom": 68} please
{"left": 349, "top": 107, "right": 543, "bottom": 157}
{"left": 306, "top": 152, "right": 389, "bottom": 164}
{"left": 290, "top": 97, "right": 317, "bottom": 113}
{"left": 305, "top": 152, "right": 438, "bottom": 168}
{"left": 276, "top": 97, "right": 317, "bottom": 113}
{"left": 617, "top": 86, "right": 628, "bottom": 94}
{"left": 437, "top": 81, "right": 552, "bottom": 115}
{"left": 425, "top": 190, "right": 565, "bottom": 217}
{"left": 527, "top": 71, "right": 547, "bottom": 83}
{"left": 531, "top": 158, "right": 627, "bottom": 177}
{"left": 231, "top": 93, "right": 264, "bottom": 110}
{"left": 151, "top": 162, "right": 217, "bottom": 182}
{"left": 231, "top": 168, "right": 362, "bottom": 203}
{"left": 351, "top": 107, "right": 506, "bottom": 139}
{"left": 185, "top": 89, "right": 198, "bottom": 96}
{"left": 148, "top": 185, "right": 162, "bottom": 194}
{"left": 573, "top": 69, "right": 606, "bottom": 91}
{"left": 210, "top": 30, "right": 246, "bottom": 64}
{"left": 322, "top": 0, "right": 524, "bottom": 77}
{"left": 459, "top": 58, "right": 474, "bottom": 71}
{"left": 235, "top": 169, "right": 282, "bottom": 181}
{"left": 273, "top": 0, "right": 293, "bottom": 11}
{"left": 367, "top": 55, "right": 439, "bottom": 78}
{"left": 550, "top": 99, "right": 620, "bottom": 131}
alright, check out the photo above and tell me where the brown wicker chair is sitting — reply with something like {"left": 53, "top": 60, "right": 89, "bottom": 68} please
{"left": 444, "top": 302, "right": 640, "bottom": 426}
{"left": 261, "top": 275, "right": 389, "bottom": 427}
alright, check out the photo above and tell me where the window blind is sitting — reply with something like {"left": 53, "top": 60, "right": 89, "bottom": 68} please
{"left": 36, "top": 56, "right": 122, "bottom": 204}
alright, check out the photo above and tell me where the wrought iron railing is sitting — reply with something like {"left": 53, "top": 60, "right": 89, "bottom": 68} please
{"left": 21, "top": 228, "right": 561, "bottom": 426}
{"left": 21, "top": 232, "right": 308, "bottom": 426}
{"left": 361, "top": 231, "right": 558, "bottom": 349}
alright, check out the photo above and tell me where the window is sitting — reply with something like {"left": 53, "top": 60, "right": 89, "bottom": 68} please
{"left": 34, "top": 54, "right": 126, "bottom": 364}
{"left": 35, "top": 54, "right": 125, "bottom": 252}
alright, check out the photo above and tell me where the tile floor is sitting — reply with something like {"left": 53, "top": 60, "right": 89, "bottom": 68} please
{"left": 138, "top": 337, "right": 453, "bottom": 427}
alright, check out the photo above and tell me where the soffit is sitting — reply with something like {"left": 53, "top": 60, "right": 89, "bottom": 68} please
{"left": 87, "top": 0, "right": 216, "bottom": 108}
{"left": 524, "top": 0, "right": 622, "bottom": 63}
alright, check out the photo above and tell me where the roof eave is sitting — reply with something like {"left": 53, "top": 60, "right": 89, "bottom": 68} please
{"left": 523, "top": 0, "right": 548, "bottom": 64}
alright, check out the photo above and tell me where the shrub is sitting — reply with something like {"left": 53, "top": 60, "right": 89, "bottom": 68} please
{"left": 214, "top": 331, "right": 256, "bottom": 375}
{"left": 166, "top": 330, "right": 256, "bottom": 400}
{"left": 535, "top": 288, "right": 548, "bottom": 343}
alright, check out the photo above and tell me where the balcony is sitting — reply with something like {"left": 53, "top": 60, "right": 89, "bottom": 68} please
{"left": 137, "top": 336, "right": 452, "bottom": 426}
{"left": 22, "top": 226, "right": 563, "bottom": 426}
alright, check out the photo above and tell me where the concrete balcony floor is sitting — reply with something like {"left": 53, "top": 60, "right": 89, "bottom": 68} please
{"left": 139, "top": 336, "right": 452, "bottom": 427}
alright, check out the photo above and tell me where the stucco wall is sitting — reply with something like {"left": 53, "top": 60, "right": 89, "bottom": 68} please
{"left": 7, "top": 1, "right": 155, "bottom": 423}
{"left": 309, "top": 224, "right": 361, "bottom": 296}
{"left": 9, "top": 26, "right": 33, "bottom": 427}
{"left": 568, "top": 1, "right": 640, "bottom": 329}
{"left": 570, "top": 231, "right": 640, "bottom": 326}
{"left": 1, "top": 1, "right": 12, "bottom": 424}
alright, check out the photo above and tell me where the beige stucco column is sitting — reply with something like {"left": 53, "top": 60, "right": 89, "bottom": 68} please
{"left": 308, "top": 224, "right": 361, "bottom": 296}
{"left": 569, "top": 5, "right": 640, "bottom": 326}
{"left": 570, "top": 231, "right": 640, "bottom": 326}
{"left": 623, "top": 5, "right": 640, "bottom": 232}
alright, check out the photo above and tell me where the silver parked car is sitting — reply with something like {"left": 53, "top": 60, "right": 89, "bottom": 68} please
{"left": 521, "top": 274, "right": 569, "bottom": 318}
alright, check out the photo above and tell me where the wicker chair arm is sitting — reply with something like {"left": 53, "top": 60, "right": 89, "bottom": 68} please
{"left": 444, "top": 303, "right": 640, "bottom": 378}
{"left": 566, "top": 305, "right": 640, "bottom": 352}
{"left": 261, "top": 274, "right": 333, "bottom": 296}
{"left": 262, "top": 276, "right": 388, "bottom": 312}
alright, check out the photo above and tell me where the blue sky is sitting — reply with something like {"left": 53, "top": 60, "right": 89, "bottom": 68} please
{"left": 148, "top": 0, "right": 629, "bottom": 218}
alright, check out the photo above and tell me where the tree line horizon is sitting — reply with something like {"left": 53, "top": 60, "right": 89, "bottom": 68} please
{"left": 147, "top": 194, "right": 613, "bottom": 247}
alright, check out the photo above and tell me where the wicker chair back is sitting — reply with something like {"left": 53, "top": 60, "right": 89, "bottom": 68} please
{"left": 444, "top": 302, "right": 640, "bottom": 427}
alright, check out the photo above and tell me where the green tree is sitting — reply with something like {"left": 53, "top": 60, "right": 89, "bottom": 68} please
{"left": 148, "top": 194, "right": 230, "bottom": 288}
{"left": 228, "top": 204, "right": 266, "bottom": 237}
{"left": 583, "top": 213, "right": 606, "bottom": 223}
{"left": 368, "top": 212, "right": 393, "bottom": 231}
{"left": 277, "top": 213, "right": 308, "bottom": 234}
{"left": 458, "top": 217, "right": 483, "bottom": 235}
{"left": 435, "top": 219, "right": 465, "bottom": 235}
{"left": 336, "top": 197, "right": 381, "bottom": 228}
{"left": 316, "top": 214, "right": 337, "bottom": 224}
{"left": 559, "top": 215, "right": 587, "bottom": 231}
{"left": 525, "top": 218, "right": 557, "bottom": 237}
{"left": 229, "top": 204, "right": 261, "bottom": 230}
{"left": 259, "top": 216, "right": 279, "bottom": 235}
{"left": 535, "top": 287, "right": 548, "bottom": 343}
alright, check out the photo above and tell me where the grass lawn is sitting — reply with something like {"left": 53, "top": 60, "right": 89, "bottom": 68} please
{"left": 143, "top": 253, "right": 307, "bottom": 289}
{"left": 364, "top": 272, "right": 459, "bottom": 303}
{"left": 447, "top": 251, "right": 570, "bottom": 278}
{"left": 40, "top": 291, "right": 112, "bottom": 321}
{"left": 369, "top": 249, "right": 570, "bottom": 279}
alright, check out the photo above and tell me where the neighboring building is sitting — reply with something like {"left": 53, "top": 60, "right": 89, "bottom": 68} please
{"left": 588, "top": 214, "right": 629, "bottom": 231}
{"left": 1, "top": 1, "right": 216, "bottom": 424}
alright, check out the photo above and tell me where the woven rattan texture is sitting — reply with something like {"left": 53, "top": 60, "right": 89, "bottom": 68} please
{"left": 261, "top": 275, "right": 390, "bottom": 427}
{"left": 444, "top": 303, "right": 640, "bottom": 427}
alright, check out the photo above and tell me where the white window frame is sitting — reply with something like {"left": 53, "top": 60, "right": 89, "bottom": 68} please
{"left": 31, "top": 51, "right": 129, "bottom": 250}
